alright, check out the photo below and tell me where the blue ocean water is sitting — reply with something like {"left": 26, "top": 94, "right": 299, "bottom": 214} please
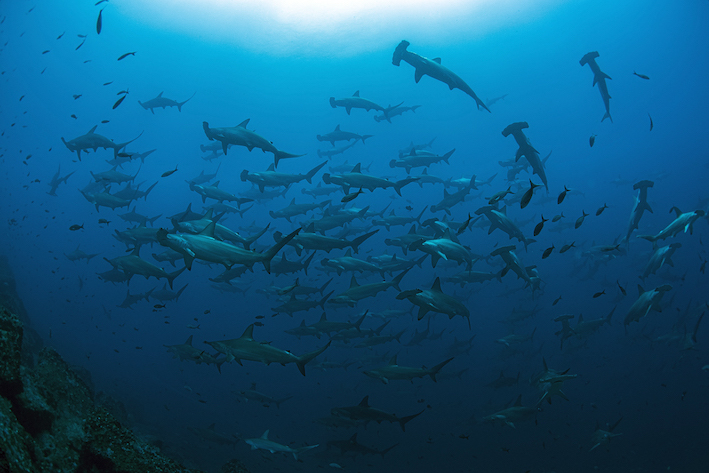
{"left": 1, "top": 0, "right": 708, "bottom": 471}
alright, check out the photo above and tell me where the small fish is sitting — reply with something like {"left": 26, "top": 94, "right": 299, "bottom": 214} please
{"left": 633, "top": 71, "right": 650, "bottom": 80}
{"left": 457, "top": 213, "right": 473, "bottom": 235}
{"left": 255, "top": 315, "right": 265, "bottom": 319}
{"left": 458, "top": 434, "right": 469, "bottom": 440}
{"left": 83, "top": 60, "right": 92, "bottom": 64}
{"left": 533, "top": 215, "right": 548, "bottom": 236}
{"left": 559, "top": 241, "right": 575, "bottom": 254}
{"left": 42, "top": 50, "right": 50, "bottom": 55}
{"left": 112, "top": 94, "right": 127, "bottom": 109}
{"left": 117, "top": 51, "right": 136, "bottom": 61}
{"left": 116, "top": 89, "right": 129, "bottom": 95}
{"left": 551, "top": 212, "right": 564, "bottom": 223}
{"left": 574, "top": 210, "right": 589, "bottom": 229}
{"left": 96, "top": 9, "right": 103, "bottom": 35}
{"left": 73, "top": 94, "right": 82, "bottom": 100}
{"left": 116, "top": 152, "right": 133, "bottom": 158}
{"left": 405, "top": 205, "right": 413, "bottom": 211}
{"left": 78, "top": 34, "right": 87, "bottom": 38}
{"left": 204, "top": 309, "right": 211, "bottom": 314}
{"left": 329, "top": 463, "right": 344, "bottom": 470}
{"left": 488, "top": 186, "right": 513, "bottom": 205}
{"left": 19, "top": 95, "right": 25, "bottom": 101}
{"left": 101, "top": 120, "right": 110, "bottom": 124}
{"left": 154, "top": 304, "right": 166, "bottom": 309}
{"left": 187, "top": 324, "right": 200, "bottom": 330}
{"left": 57, "top": 32, "right": 65, "bottom": 40}
{"left": 589, "top": 134, "right": 596, "bottom": 147}
{"left": 552, "top": 295, "right": 562, "bottom": 306}
{"left": 617, "top": 280, "right": 626, "bottom": 296}
{"left": 103, "top": 81, "right": 113, "bottom": 86}
{"left": 98, "top": 218, "right": 110, "bottom": 225}
{"left": 70, "top": 114, "right": 78, "bottom": 119}
{"left": 592, "top": 290, "right": 605, "bottom": 298}
{"left": 649, "top": 113, "right": 653, "bottom": 131}
{"left": 253, "top": 321, "right": 264, "bottom": 327}
{"left": 75, "top": 39, "right": 85, "bottom": 50}
{"left": 341, "top": 187, "right": 363, "bottom": 203}
{"left": 69, "top": 224, "right": 84, "bottom": 231}
{"left": 542, "top": 244, "right": 555, "bottom": 259}
{"left": 596, "top": 203, "right": 608, "bottom": 216}
{"left": 161, "top": 166, "right": 178, "bottom": 177}
{"left": 520, "top": 180, "right": 540, "bottom": 209}
{"left": 700, "top": 258, "right": 706, "bottom": 275}
{"left": 557, "top": 186, "right": 569, "bottom": 204}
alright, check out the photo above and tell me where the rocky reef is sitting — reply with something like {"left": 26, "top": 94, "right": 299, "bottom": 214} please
{"left": 0, "top": 256, "right": 216, "bottom": 473}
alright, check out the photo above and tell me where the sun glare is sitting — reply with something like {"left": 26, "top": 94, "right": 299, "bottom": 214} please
{"left": 121, "top": 0, "right": 558, "bottom": 56}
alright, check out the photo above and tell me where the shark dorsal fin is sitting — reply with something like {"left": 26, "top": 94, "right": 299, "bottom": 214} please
{"left": 389, "top": 209, "right": 396, "bottom": 216}
{"left": 306, "top": 222, "right": 315, "bottom": 233}
{"left": 349, "top": 433, "right": 358, "bottom": 442}
{"left": 334, "top": 124, "right": 341, "bottom": 131}
{"left": 349, "top": 275, "right": 359, "bottom": 288}
{"left": 212, "top": 180, "right": 220, "bottom": 187}
{"left": 578, "top": 314, "right": 584, "bottom": 323}
{"left": 289, "top": 198, "right": 296, "bottom": 205}
{"left": 408, "top": 224, "right": 416, "bottom": 234}
{"left": 260, "top": 429, "right": 269, "bottom": 439}
{"left": 207, "top": 423, "right": 215, "bottom": 430}
{"left": 389, "top": 355, "right": 398, "bottom": 365}
{"left": 671, "top": 206, "right": 682, "bottom": 217}
{"left": 345, "top": 248, "right": 352, "bottom": 257}
{"left": 422, "top": 168, "right": 429, "bottom": 175}
{"left": 240, "top": 324, "right": 255, "bottom": 339}
{"left": 185, "top": 335, "right": 193, "bottom": 345}
{"left": 514, "top": 394, "right": 523, "bottom": 407}
{"left": 433, "top": 57, "right": 442, "bottom": 64}
{"left": 299, "top": 320, "right": 306, "bottom": 326}
{"left": 498, "top": 370, "right": 505, "bottom": 378}
{"left": 351, "top": 163, "right": 362, "bottom": 173}
{"left": 157, "top": 91, "right": 164, "bottom": 97}
{"left": 353, "top": 90, "right": 360, "bottom": 97}
{"left": 431, "top": 277, "right": 442, "bottom": 292}
{"left": 319, "top": 313, "right": 327, "bottom": 322}
{"left": 237, "top": 119, "right": 250, "bottom": 128}
{"left": 638, "top": 285, "right": 645, "bottom": 296}
{"left": 203, "top": 208, "right": 214, "bottom": 220}
{"left": 358, "top": 396, "right": 369, "bottom": 407}
{"left": 200, "top": 221, "right": 217, "bottom": 238}
{"left": 542, "top": 358, "right": 548, "bottom": 371}
{"left": 266, "top": 164, "right": 275, "bottom": 172}
{"left": 88, "top": 125, "right": 98, "bottom": 134}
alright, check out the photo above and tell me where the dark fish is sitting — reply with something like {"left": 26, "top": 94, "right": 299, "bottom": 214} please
{"left": 520, "top": 179, "right": 540, "bottom": 209}
{"left": 69, "top": 224, "right": 84, "bottom": 231}
{"left": 557, "top": 185, "right": 569, "bottom": 204}
{"left": 154, "top": 304, "right": 166, "bottom": 309}
{"left": 103, "top": 81, "right": 113, "bottom": 86}
{"left": 559, "top": 242, "right": 575, "bottom": 254}
{"left": 73, "top": 94, "right": 82, "bottom": 100}
{"left": 533, "top": 215, "right": 548, "bottom": 236}
{"left": 161, "top": 166, "right": 178, "bottom": 177}
{"left": 204, "top": 310, "right": 211, "bottom": 314}
{"left": 70, "top": 114, "right": 78, "bottom": 119}
{"left": 95, "top": 0, "right": 109, "bottom": 5}
{"left": 96, "top": 9, "right": 103, "bottom": 35}
{"left": 552, "top": 295, "right": 562, "bottom": 306}
{"left": 649, "top": 113, "right": 653, "bottom": 131}
{"left": 341, "top": 187, "right": 363, "bottom": 203}
{"left": 117, "top": 89, "right": 129, "bottom": 95}
{"left": 542, "top": 244, "right": 555, "bottom": 259}
{"left": 575, "top": 210, "right": 589, "bottom": 229}
{"left": 405, "top": 205, "right": 413, "bottom": 211}
{"left": 19, "top": 95, "right": 25, "bottom": 101}
{"left": 551, "top": 213, "right": 564, "bottom": 222}
{"left": 457, "top": 213, "right": 474, "bottom": 235}
{"left": 592, "top": 290, "right": 606, "bottom": 298}
{"left": 617, "top": 280, "right": 626, "bottom": 296}
{"left": 112, "top": 94, "right": 126, "bottom": 109}
{"left": 101, "top": 120, "right": 110, "bottom": 123}
{"left": 117, "top": 52, "right": 136, "bottom": 61}
{"left": 255, "top": 315, "right": 265, "bottom": 319}
{"left": 253, "top": 321, "right": 264, "bottom": 327}
{"left": 700, "top": 259, "right": 706, "bottom": 275}
{"left": 78, "top": 34, "right": 87, "bottom": 38}
{"left": 117, "top": 152, "right": 133, "bottom": 158}
{"left": 98, "top": 218, "right": 110, "bottom": 225}
{"left": 596, "top": 203, "right": 608, "bottom": 216}
{"left": 42, "top": 50, "right": 50, "bottom": 54}
{"left": 75, "top": 39, "right": 86, "bottom": 50}
{"left": 589, "top": 134, "right": 596, "bottom": 147}
{"left": 57, "top": 32, "right": 65, "bottom": 39}
{"left": 83, "top": 60, "right": 92, "bottom": 64}
{"left": 633, "top": 71, "right": 650, "bottom": 80}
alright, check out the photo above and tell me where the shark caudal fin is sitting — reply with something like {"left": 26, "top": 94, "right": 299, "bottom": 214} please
{"left": 114, "top": 131, "right": 144, "bottom": 157}
{"left": 602, "top": 111, "right": 613, "bottom": 123}
{"left": 428, "top": 357, "right": 454, "bottom": 382}
{"left": 177, "top": 92, "right": 196, "bottom": 112}
{"left": 262, "top": 228, "right": 301, "bottom": 273}
{"left": 273, "top": 150, "right": 306, "bottom": 169}
{"left": 306, "top": 162, "right": 327, "bottom": 183}
{"left": 243, "top": 223, "right": 270, "bottom": 250}
{"left": 295, "top": 341, "right": 331, "bottom": 376}
{"left": 350, "top": 230, "right": 378, "bottom": 253}
{"left": 292, "top": 444, "right": 319, "bottom": 461}
{"left": 391, "top": 268, "right": 411, "bottom": 291}
{"left": 166, "top": 266, "right": 187, "bottom": 289}
{"left": 398, "top": 409, "right": 424, "bottom": 432}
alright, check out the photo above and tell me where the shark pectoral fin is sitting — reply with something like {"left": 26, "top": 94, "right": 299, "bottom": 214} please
{"left": 414, "top": 69, "right": 424, "bottom": 83}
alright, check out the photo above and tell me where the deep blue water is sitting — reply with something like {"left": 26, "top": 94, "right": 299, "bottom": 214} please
{"left": 1, "top": 1, "right": 709, "bottom": 472}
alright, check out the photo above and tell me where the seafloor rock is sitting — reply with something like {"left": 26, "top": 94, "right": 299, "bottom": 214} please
{"left": 0, "top": 301, "right": 207, "bottom": 473}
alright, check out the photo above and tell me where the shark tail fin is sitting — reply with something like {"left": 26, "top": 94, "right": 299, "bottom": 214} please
{"left": 398, "top": 409, "right": 424, "bottom": 432}
{"left": 274, "top": 150, "right": 305, "bottom": 169}
{"left": 114, "top": 130, "right": 144, "bottom": 157}
{"left": 177, "top": 92, "right": 196, "bottom": 112}
{"left": 262, "top": 228, "right": 301, "bottom": 273}
{"left": 295, "top": 341, "right": 331, "bottom": 376}
{"left": 318, "top": 291, "right": 334, "bottom": 310}
{"left": 350, "top": 229, "right": 378, "bottom": 253}
{"left": 306, "top": 161, "right": 327, "bottom": 183}
{"left": 637, "top": 234, "right": 657, "bottom": 242}
{"left": 275, "top": 396, "right": 294, "bottom": 408}
{"left": 361, "top": 135, "right": 373, "bottom": 145}
{"left": 602, "top": 111, "right": 613, "bottom": 123}
{"left": 429, "top": 357, "right": 454, "bottom": 382}
{"left": 380, "top": 444, "right": 398, "bottom": 457}
{"left": 166, "top": 266, "right": 187, "bottom": 290}
{"left": 292, "top": 444, "right": 319, "bottom": 461}
{"left": 243, "top": 223, "right": 270, "bottom": 250}
{"left": 391, "top": 268, "right": 411, "bottom": 292}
